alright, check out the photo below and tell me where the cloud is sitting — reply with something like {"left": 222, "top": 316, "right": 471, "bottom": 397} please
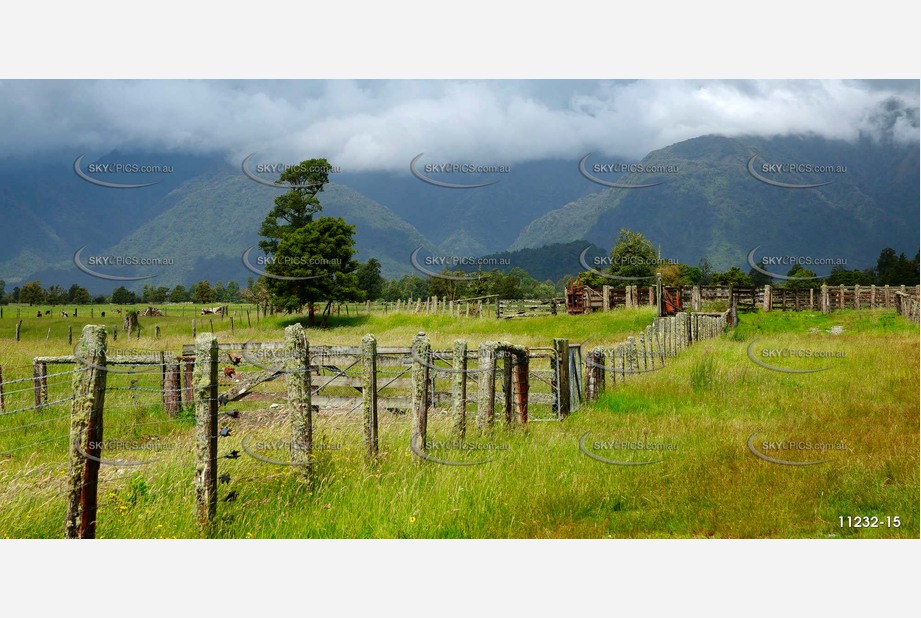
{"left": 0, "top": 79, "right": 916, "bottom": 170}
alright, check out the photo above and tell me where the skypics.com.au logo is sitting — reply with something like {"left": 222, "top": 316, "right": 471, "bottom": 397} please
{"left": 241, "top": 154, "right": 341, "bottom": 189}
{"left": 746, "top": 154, "right": 846, "bottom": 189}
{"left": 747, "top": 432, "right": 846, "bottom": 466}
{"left": 747, "top": 246, "right": 846, "bottom": 281}
{"left": 241, "top": 246, "right": 338, "bottom": 282}
{"left": 73, "top": 247, "right": 173, "bottom": 281}
{"left": 578, "top": 153, "right": 677, "bottom": 189}
{"left": 578, "top": 431, "right": 678, "bottom": 466}
{"left": 409, "top": 247, "right": 507, "bottom": 281}
{"left": 410, "top": 153, "right": 509, "bottom": 188}
{"left": 746, "top": 340, "right": 845, "bottom": 374}
{"left": 73, "top": 154, "right": 174, "bottom": 189}
{"left": 410, "top": 432, "right": 507, "bottom": 466}
{"left": 578, "top": 246, "right": 675, "bottom": 281}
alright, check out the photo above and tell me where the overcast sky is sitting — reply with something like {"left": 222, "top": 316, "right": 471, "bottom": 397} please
{"left": 0, "top": 79, "right": 916, "bottom": 170}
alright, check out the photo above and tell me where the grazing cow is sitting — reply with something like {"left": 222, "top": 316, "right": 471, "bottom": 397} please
{"left": 61, "top": 311, "right": 68, "bottom": 318}
{"left": 101, "top": 311, "right": 106, "bottom": 317}
{"left": 116, "top": 309, "right": 122, "bottom": 315}
{"left": 44, "top": 310, "right": 50, "bottom": 316}
{"left": 36, "top": 311, "right": 42, "bottom": 318}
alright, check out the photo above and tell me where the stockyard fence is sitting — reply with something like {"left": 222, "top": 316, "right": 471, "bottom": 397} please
{"left": 564, "top": 283, "right": 920, "bottom": 314}
{"left": 1, "top": 305, "right": 733, "bottom": 537}
{"left": 893, "top": 291, "right": 920, "bottom": 324}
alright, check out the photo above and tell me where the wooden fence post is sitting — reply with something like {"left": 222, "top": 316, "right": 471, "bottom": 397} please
{"left": 554, "top": 338, "right": 571, "bottom": 418}
{"left": 65, "top": 325, "right": 108, "bottom": 539}
{"left": 32, "top": 360, "right": 47, "bottom": 409}
{"left": 512, "top": 349, "right": 529, "bottom": 424}
{"left": 452, "top": 339, "right": 467, "bottom": 438}
{"left": 502, "top": 350, "right": 513, "bottom": 424}
{"left": 163, "top": 360, "right": 181, "bottom": 417}
{"left": 412, "top": 332, "right": 431, "bottom": 454}
{"left": 585, "top": 346, "right": 604, "bottom": 402}
{"left": 15, "top": 320, "right": 22, "bottom": 342}
{"left": 763, "top": 285, "right": 772, "bottom": 311}
{"left": 68, "top": 326, "right": 73, "bottom": 345}
{"left": 193, "top": 333, "right": 218, "bottom": 532}
{"left": 0, "top": 364, "right": 4, "bottom": 413}
{"left": 361, "top": 333, "right": 378, "bottom": 459}
{"left": 286, "top": 324, "right": 313, "bottom": 477}
{"left": 181, "top": 357, "right": 194, "bottom": 407}
{"left": 477, "top": 341, "right": 498, "bottom": 428}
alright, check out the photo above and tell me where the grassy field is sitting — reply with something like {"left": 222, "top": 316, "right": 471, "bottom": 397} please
{"left": 0, "top": 304, "right": 917, "bottom": 538}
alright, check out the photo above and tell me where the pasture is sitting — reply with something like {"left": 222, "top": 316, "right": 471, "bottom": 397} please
{"left": 0, "top": 303, "right": 917, "bottom": 538}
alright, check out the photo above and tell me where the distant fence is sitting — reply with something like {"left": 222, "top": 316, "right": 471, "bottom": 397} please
{"left": 895, "top": 291, "right": 920, "bottom": 324}
{"left": 564, "top": 283, "right": 919, "bottom": 315}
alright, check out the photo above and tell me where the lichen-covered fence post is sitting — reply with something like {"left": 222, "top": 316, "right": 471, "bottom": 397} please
{"left": 585, "top": 346, "right": 605, "bottom": 402}
{"left": 452, "top": 339, "right": 467, "bottom": 437}
{"left": 65, "top": 325, "right": 108, "bottom": 539}
{"left": 477, "top": 341, "right": 498, "bottom": 428}
{"left": 286, "top": 324, "right": 313, "bottom": 478}
{"left": 163, "top": 355, "right": 181, "bottom": 417}
{"left": 193, "top": 333, "right": 218, "bottom": 531}
{"left": 411, "top": 332, "right": 431, "bottom": 455}
{"left": 361, "top": 333, "right": 378, "bottom": 459}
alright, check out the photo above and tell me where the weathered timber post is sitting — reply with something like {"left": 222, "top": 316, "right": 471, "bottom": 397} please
{"left": 820, "top": 284, "right": 829, "bottom": 314}
{"left": 655, "top": 274, "right": 663, "bottom": 317}
{"left": 477, "top": 341, "right": 498, "bottom": 428}
{"left": 15, "top": 320, "right": 22, "bottom": 342}
{"left": 512, "top": 349, "right": 529, "bottom": 424}
{"left": 192, "top": 319, "right": 197, "bottom": 337}
{"left": 602, "top": 285, "right": 611, "bottom": 312}
{"left": 763, "top": 285, "right": 772, "bottom": 312}
{"left": 554, "top": 338, "right": 571, "bottom": 418}
{"left": 32, "top": 360, "right": 47, "bottom": 409}
{"left": 502, "top": 350, "right": 513, "bottom": 424}
{"left": 193, "top": 333, "right": 218, "bottom": 532}
{"left": 163, "top": 360, "right": 181, "bottom": 417}
{"left": 360, "top": 333, "right": 378, "bottom": 459}
{"left": 839, "top": 285, "right": 845, "bottom": 310}
{"left": 870, "top": 285, "right": 876, "bottom": 308}
{"left": 181, "top": 357, "right": 194, "bottom": 407}
{"left": 65, "top": 325, "right": 108, "bottom": 539}
{"left": 626, "top": 336, "right": 639, "bottom": 373}
{"left": 286, "top": 324, "right": 313, "bottom": 477}
{"left": 452, "top": 339, "right": 467, "bottom": 437}
{"left": 692, "top": 286, "right": 701, "bottom": 311}
{"left": 495, "top": 295, "right": 500, "bottom": 319}
{"left": 0, "top": 364, "right": 4, "bottom": 413}
{"left": 854, "top": 285, "right": 861, "bottom": 310}
{"left": 68, "top": 326, "right": 73, "bottom": 345}
{"left": 155, "top": 325, "right": 160, "bottom": 340}
{"left": 585, "top": 346, "right": 604, "bottom": 402}
{"left": 411, "top": 332, "right": 431, "bottom": 454}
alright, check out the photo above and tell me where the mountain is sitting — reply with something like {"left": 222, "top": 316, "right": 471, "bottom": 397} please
{"left": 0, "top": 154, "right": 435, "bottom": 290}
{"left": 460, "top": 241, "right": 608, "bottom": 282}
{"left": 512, "top": 134, "right": 920, "bottom": 271}
{"left": 336, "top": 158, "right": 600, "bottom": 256}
